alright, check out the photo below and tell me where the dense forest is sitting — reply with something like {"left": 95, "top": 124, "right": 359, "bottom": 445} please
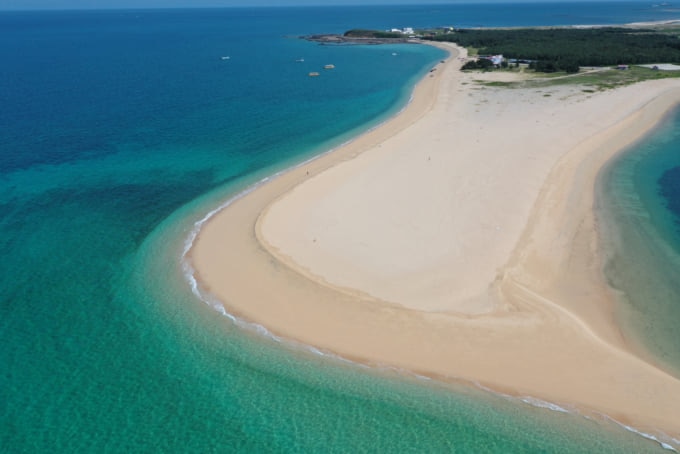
{"left": 426, "top": 28, "right": 680, "bottom": 73}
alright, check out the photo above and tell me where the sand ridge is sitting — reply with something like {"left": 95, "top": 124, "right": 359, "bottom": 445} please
{"left": 191, "top": 42, "right": 680, "bottom": 444}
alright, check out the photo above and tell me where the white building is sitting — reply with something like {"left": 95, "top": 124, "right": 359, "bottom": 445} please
{"left": 489, "top": 54, "right": 504, "bottom": 66}
{"left": 390, "top": 27, "right": 415, "bottom": 35}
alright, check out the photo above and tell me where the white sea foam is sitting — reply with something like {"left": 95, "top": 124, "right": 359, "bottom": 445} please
{"left": 604, "top": 415, "right": 679, "bottom": 452}
{"left": 180, "top": 178, "right": 357, "bottom": 365}
{"left": 180, "top": 191, "right": 679, "bottom": 452}
{"left": 183, "top": 242, "right": 677, "bottom": 452}
{"left": 179, "top": 75, "right": 424, "bottom": 350}
{"left": 519, "top": 396, "right": 570, "bottom": 413}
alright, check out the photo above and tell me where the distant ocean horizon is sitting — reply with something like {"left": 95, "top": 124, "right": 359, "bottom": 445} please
{"left": 1, "top": 3, "right": 678, "bottom": 452}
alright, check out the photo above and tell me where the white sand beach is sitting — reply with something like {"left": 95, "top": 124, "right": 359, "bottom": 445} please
{"left": 191, "top": 42, "right": 680, "bottom": 441}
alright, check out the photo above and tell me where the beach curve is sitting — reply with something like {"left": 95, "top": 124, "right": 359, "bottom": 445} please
{"left": 190, "top": 42, "right": 680, "bottom": 445}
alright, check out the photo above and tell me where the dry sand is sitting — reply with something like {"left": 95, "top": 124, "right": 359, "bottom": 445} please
{"left": 191, "top": 43, "right": 680, "bottom": 443}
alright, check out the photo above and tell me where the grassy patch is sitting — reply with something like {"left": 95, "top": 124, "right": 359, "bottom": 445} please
{"left": 478, "top": 81, "right": 514, "bottom": 87}
{"left": 474, "top": 66, "right": 680, "bottom": 90}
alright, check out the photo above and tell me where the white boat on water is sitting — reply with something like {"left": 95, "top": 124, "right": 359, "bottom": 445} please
{"left": 221, "top": 56, "right": 230, "bottom": 60}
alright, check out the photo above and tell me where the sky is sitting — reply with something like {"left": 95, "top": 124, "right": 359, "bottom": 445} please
{"left": 0, "top": 0, "right": 633, "bottom": 11}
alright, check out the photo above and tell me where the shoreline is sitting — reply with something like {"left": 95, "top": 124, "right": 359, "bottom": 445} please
{"left": 189, "top": 42, "right": 680, "bottom": 445}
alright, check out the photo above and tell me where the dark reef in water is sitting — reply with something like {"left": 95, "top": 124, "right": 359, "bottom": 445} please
{"left": 304, "top": 34, "right": 418, "bottom": 45}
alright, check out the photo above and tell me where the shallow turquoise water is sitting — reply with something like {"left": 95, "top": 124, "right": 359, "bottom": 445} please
{"left": 1, "top": 5, "right": 678, "bottom": 452}
{"left": 599, "top": 107, "right": 680, "bottom": 377}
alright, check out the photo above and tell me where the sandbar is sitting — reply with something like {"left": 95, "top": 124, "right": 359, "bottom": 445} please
{"left": 190, "top": 42, "right": 680, "bottom": 443}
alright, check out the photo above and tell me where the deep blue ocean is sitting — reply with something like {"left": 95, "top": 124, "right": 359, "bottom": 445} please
{"left": 1, "top": 3, "right": 679, "bottom": 452}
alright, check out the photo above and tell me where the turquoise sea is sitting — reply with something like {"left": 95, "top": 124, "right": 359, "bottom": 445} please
{"left": 1, "top": 4, "right": 679, "bottom": 452}
{"left": 600, "top": 107, "right": 680, "bottom": 378}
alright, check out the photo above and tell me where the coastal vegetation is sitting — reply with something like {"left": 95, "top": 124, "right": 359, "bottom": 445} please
{"left": 427, "top": 27, "right": 680, "bottom": 73}
{"left": 334, "top": 26, "right": 680, "bottom": 77}
{"left": 344, "top": 29, "right": 405, "bottom": 39}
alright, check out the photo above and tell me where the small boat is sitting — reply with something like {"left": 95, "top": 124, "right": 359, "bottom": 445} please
{"left": 221, "top": 56, "right": 230, "bottom": 60}
{"left": 324, "top": 64, "right": 335, "bottom": 69}
{"left": 296, "top": 58, "right": 305, "bottom": 62}
{"left": 392, "top": 52, "right": 398, "bottom": 56}
{"left": 308, "top": 72, "right": 320, "bottom": 77}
